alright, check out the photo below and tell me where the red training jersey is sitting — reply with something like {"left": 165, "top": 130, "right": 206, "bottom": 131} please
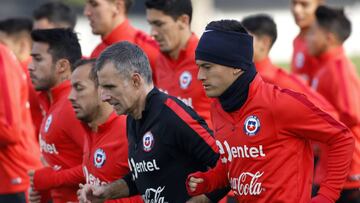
{"left": 33, "top": 80, "right": 86, "bottom": 203}
{"left": 82, "top": 112, "right": 143, "bottom": 203}
{"left": 154, "top": 34, "right": 213, "bottom": 128}
{"left": 199, "top": 75, "right": 354, "bottom": 202}
{"left": 311, "top": 46, "right": 360, "bottom": 189}
{"left": 291, "top": 34, "right": 320, "bottom": 84}
{"left": 0, "top": 43, "right": 43, "bottom": 194}
{"left": 90, "top": 19, "right": 160, "bottom": 82}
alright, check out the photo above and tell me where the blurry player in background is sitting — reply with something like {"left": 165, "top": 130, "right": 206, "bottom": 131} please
{"left": 33, "top": 2, "right": 77, "bottom": 30}
{"left": 290, "top": 0, "right": 324, "bottom": 83}
{"left": 307, "top": 5, "right": 360, "bottom": 202}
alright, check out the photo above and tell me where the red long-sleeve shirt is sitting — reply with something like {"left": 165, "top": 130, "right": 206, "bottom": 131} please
{"left": 82, "top": 113, "right": 143, "bottom": 202}
{"left": 90, "top": 19, "right": 160, "bottom": 83}
{"left": 0, "top": 44, "right": 43, "bottom": 194}
{"left": 33, "top": 81, "right": 86, "bottom": 203}
{"left": 291, "top": 35, "right": 320, "bottom": 84}
{"left": 154, "top": 34, "right": 213, "bottom": 128}
{"left": 191, "top": 75, "right": 354, "bottom": 202}
{"left": 311, "top": 46, "right": 360, "bottom": 189}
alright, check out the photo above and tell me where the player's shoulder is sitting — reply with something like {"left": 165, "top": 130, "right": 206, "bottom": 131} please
{"left": 135, "top": 30, "right": 159, "bottom": 48}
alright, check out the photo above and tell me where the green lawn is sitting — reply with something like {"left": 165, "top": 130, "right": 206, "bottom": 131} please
{"left": 275, "top": 55, "right": 360, "bottom": 74}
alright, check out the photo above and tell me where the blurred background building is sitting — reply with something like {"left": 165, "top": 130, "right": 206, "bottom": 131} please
{"left": 0, "top": 0, "right": 359, "bottom": 64}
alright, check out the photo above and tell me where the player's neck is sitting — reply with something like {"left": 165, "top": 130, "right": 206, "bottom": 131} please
{"left": 88, "top": 103, "right": 113, "bottom": 132}
{"left": 101, "top": 15, "right": 126, "bottom": 38}
{"left": 131, "top": 84, "right": 154, "bottom": 120}
{"left": 168, "top": 30, "right": 192, "bottom": 60}
{"left": 299, "top": 27, "right": 310, "bottom": 37}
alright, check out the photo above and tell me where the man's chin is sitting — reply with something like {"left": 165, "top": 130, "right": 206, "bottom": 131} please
{"left": 205, "top": 91, "right": 218, "bottom": 98}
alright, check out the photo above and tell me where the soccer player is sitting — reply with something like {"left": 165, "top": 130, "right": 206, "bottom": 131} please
{"left": 145, "top": 0, "right": 213, "bottom": 127}
{"left": 69, "top": 59, "right": 143, "bottom": 203}
{"left": 307, "top": 5, "right": 360, "bottom": 202}
{"left": 0, "top": 42, "right": 43, "bottom": 203}
{"left": 84, "top": 0, "right": 159, "bottom": 72}
{"left": 78, "top": 42, "right": 226, "bottom": 203}
{"left": 290, "top": 0, "right": 323, "bottom": 83}
{"left": 33, "top": 2, "right": 77, "bottom": 30}
{"left": 0, "top": 18, "right": 43, "bottom": 137}
{"left": 28, "top": 29, "right": 86, "bottom": 203}
{"left": 186, "top": 19, "right": 354, "bottom": 203}
{"left": 242, "top": 12, "right": 341, "bottom": 198}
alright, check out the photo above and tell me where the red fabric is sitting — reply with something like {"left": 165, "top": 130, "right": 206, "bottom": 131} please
{"left": 255, "top": 57, "right": 340, "bottom": 185}
{"left": 20, "top": 57, "right": 43, "bottom": 138}
{"left": 154, "top": 34, "right": 213, "bottom": 128}
{"left": 33, "top": 165, "right": 84, "bottom": 191}
{"left": 34, "top": 80, "right": 86, "bottom": 203}
{"left": 310, "top": 194, "right": 333, "bottom": 203}
{"left": 205, "top": 75, "right": 354, "bottom": 202}
{"left": 82, "top": 113, "right": 143, "bottom": 203}
{"left": 90, "top": 19, "right": 160, "bottom": 83}
{"left": 291, "top": 35, "right": 320, "bottom": 84}
{"left": 312, "top": 46, "right": 360, "bottom": 189}
{"left": 164, "top": 98, "right": 217, "bottom": 152}
{"left": 0, "top": 44, "right": 43, "bottom": 194}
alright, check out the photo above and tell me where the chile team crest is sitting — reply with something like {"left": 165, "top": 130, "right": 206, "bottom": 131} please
{"left": 44, "top": 114, "right": 53, "bottom": 133}
{"left": 142, "top": 131, "right": 154, "bottom": 152}
{"left": 94, "top": 148, "right": 106, "bottom": 168}
{"left": 179, "top": 71, "right": 192, "bottom": 89}
{"left": 243, "top": 115, "right": 261, "bottom": 136}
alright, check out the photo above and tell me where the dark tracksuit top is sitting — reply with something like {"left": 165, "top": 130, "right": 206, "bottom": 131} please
{"left": 123, "top": 88, "right": 222, "bottom": 202}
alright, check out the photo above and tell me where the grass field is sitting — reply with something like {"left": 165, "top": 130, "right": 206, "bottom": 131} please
{"left": 276, "top": 55, "right": 360, "bottom": 74}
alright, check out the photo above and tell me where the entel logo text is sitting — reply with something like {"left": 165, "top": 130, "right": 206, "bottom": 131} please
{"left": 129, "top": 158, "right": 160, "bottom": 179}
{"left": 216, "top": 140, "right": 265, "bottom": 163}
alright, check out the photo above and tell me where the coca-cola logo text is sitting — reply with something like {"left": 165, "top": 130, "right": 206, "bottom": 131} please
{"left": 230, "top": 171, "right": 264, "bottom": 196}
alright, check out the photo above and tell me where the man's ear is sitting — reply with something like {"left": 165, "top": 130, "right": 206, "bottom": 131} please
{"left": 131, "top": 72, "right": 142, "bottom": 88}
{"left": 327, "top": 32, "right": 341, "bottom": 46}
{"left": 55, "top": 59, "right": 71, "bottom": 74}
{"left": 113, "top": 0, "right": 126, "bottom": 15}
{"left": 262, "top": 35, "right": 273, "bottom": 52}
{"left": 177, "top": 14, "right": 190, "bottom": 30}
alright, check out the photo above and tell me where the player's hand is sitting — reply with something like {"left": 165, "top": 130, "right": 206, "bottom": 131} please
{"left": 78, "top": 183, "right": 107, "bottom": 203}
{"left": 310, "top": 194, "right": 333, "bottom": 203}
{"left": 188, "top": 177, "right": 204, "bottom": 192}
{"left": 28, "top": 187, "right": 41, "bottom": 203}
{"left": 186, "top": 172, "right": 208, "bottom": 196}
{"left": 186, "top": 194, "right": 211, "bottom": 203}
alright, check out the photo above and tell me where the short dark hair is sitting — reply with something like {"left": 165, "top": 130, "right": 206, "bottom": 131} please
{"left": 95, "top": 41, "right": 152, "bottom": 84}
{"left": 0, "top": 18, "right": 33, "bottom": 35}
{"left": 206, "top": 19, "right": 248, "bottom": 34}
{"left": 33, "top": 2, "right": 77, "bottom": 30}
{"left": 242, "top": 14, "right": 277, "bottom": 48}
{"left": 31, "top": 28, "right": 82, "bottom": 68}
{"left": 145, "top": 0, "right": 192, "bottom": 23}
{"left": 73, "top": 58, "right": 98, "bottom": 85}
{"left": 315, "top": 5, "right": 351, "bottom": 43}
